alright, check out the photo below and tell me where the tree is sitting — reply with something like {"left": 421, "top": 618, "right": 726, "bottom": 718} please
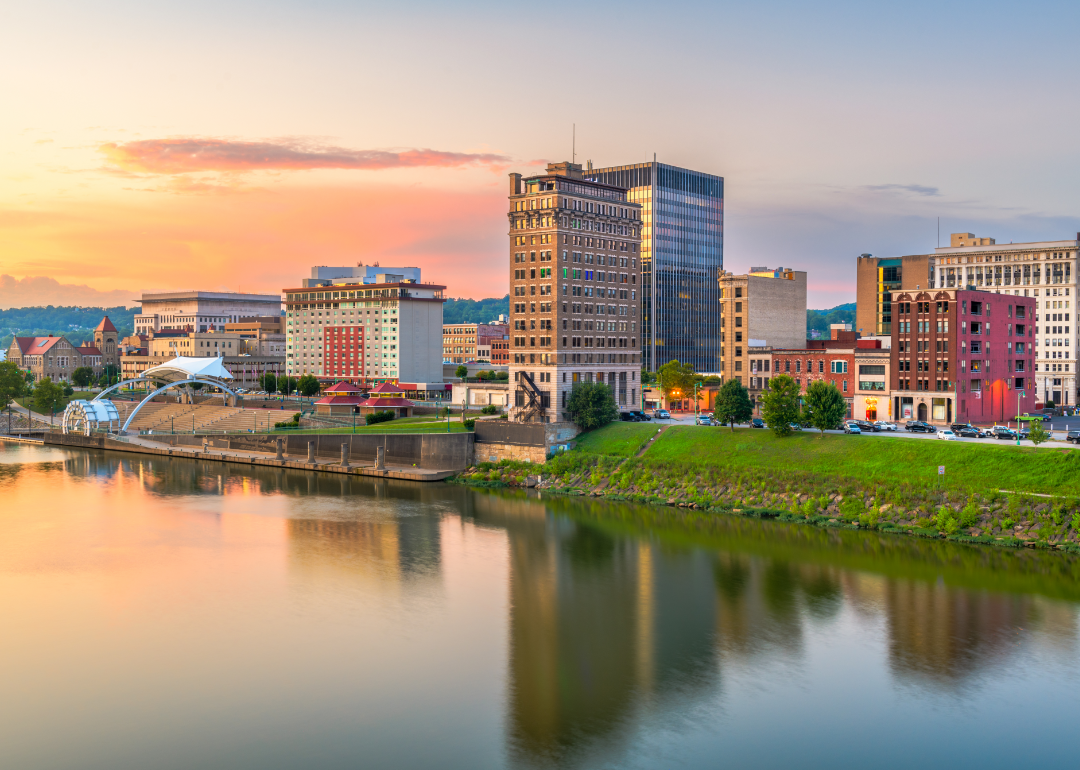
{"left": 641, "top": 370, "right": 656, "bottom": 387}
{"left": 278, "top": 376, "right": 297, "bottom": 396}
{"left": 0, "top": 361, "right": 27, "bottom": 411}
{"left": 495, "top": 370, "right": 509, "bottom": 381}
{"left": 759, "top": 374, "right": 801, "bottom": 437}
{"left": 455, "top": 365, "right": 469, "bottom": 378}
{"left": 1028, "top": 419, "right": 1050, "bottom": 446}
{"left": 802, "top": 380, "right": 847, "bottom": 435}
{"left": 297, "top": 374, "right": 320, "bottom": 397}
{"left": 713, "top": 378, "right": 754, "bottom": 431}
{"left": 566, "top": 382, "right": 619, "bottom": 430}
{"left": 259, "top": 372, "right": 277, "bottom": 394}
{"left": 657, "top": 359, "right": 695, "bottom": 402}
{"left": 32, "top": 377, "right": 65, "bottom": 415}
{"left": 71, "top": 366, "right": 94, "bottom": 388}
{"left": 62, "top": 383, "right": 75, "bottom": 397}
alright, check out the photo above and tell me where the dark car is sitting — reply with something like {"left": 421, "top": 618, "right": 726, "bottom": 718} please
{"left": 751, "top": 418, "right": 765, "bottom": 429}
{"left": 619, "top": 411, "right": 642, "bottom": 422}
{"left": 854, "top": 419, "right": 880, "bottom": 432}
{"left": 1067, "top": 430, "right": 1080, "bottom": 445}
{"left": 991, "top": 426, "right": 1017, "bottom": 440}
{"left": 950, "top": 423, "right": 984, "bottom": 438}
{"left": 630, "top": 410, "right": 652, "bottom": 421}
{"left": 905, "top": 420, "right": 935, "bottom": 433}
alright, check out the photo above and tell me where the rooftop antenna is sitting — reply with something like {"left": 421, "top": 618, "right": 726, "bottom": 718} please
{"left": 572, "top": 124, "right": 575, "bottom": 164}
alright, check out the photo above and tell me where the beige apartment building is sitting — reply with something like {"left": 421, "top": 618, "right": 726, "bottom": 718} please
{"left": 860, "top": 232, "right": 1080, "bottom": 406}
{"left": 853, "top": 338, "right": 892, "bottom": 422}
{"left": 148, "top": 331, "right": 243, "bottom": 358}
{"left": 718, "top": 267, "right": 806, "bottom": 385}
{"left": 224, "top": 317, "right": 286, "bottom": 356}
{"left": 443, "top": 323, "right": 509, "bottom": 364}
{"left": 283, "top": 278, "right": 445, "bottom": 384}
{"left": 507, "top": 162, "right": 643, "bottom": 422}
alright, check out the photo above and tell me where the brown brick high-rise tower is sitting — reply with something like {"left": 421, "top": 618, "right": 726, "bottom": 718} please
{"left": 507, "top": 162, "right": 643, "bottom": 422}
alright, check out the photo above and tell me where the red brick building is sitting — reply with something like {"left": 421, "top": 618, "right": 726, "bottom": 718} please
{"left": 890, "top": 289, "right": 1035, "bottom": 424}
{"left": 771, "top": 328, "right": 882, "bottom": 418}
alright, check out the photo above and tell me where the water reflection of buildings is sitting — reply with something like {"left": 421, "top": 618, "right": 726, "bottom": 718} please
{"left": 474, "top": 495, "right": 719, "bottom": 768}
{"left": 286, "top": 513, "right": 442, "bottom": 585}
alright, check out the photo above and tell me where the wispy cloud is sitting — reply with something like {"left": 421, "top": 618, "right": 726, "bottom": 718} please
{"left": 864, "top": 183, "right": 940, "bottom": 197}
{"left": 99, "top": 138, "right": 511, "bottom": 175}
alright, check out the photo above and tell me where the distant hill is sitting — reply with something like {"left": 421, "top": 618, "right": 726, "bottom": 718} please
{"left": 0, "top": 305, "right": 136, "bottom": 351}
{"left": 443, "top": 296, "right": 510, "bottom": 325}
{"left": 807, "top": 302, "right": 856, "bottom": 337}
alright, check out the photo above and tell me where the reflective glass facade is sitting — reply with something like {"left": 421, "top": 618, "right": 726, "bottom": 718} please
{"left": 584, "top": 162, "right": 723, "bottom": 373}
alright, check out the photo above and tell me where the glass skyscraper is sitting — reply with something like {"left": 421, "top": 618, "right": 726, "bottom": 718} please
{"left": 584, "top": 162, "right": 723, "bottom": 373}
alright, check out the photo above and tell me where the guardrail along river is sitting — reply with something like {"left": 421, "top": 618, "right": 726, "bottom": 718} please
{"left": 2, "top": 441, "right": 1079, "bottom": 769}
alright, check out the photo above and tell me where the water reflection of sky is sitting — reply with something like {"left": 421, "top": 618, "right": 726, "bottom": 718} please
{"left": 1, "top": 443, "right": 1079, "bottom": 770}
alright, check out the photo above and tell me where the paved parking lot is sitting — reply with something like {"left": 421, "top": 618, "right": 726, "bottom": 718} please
{"left": 643, "top": 412, "right": 1079, "bottom": 449}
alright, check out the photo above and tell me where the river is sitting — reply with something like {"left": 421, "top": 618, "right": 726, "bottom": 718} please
{"left": 2, "top": 441, "right": 1079, "bottom": 769}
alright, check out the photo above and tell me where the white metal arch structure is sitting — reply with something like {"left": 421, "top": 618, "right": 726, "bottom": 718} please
{"left": 94, "top": 378, "right": 152, "bottom": 401}
{"left": 107, "top": 357, "right": 239, "bottom": 435}
{"left": 62, "top": 399, "right": 120, "bottom": 436}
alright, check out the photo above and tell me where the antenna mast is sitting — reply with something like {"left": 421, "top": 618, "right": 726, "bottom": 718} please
{"left": 572, "top": 124, "right": 575, "bottom": 164}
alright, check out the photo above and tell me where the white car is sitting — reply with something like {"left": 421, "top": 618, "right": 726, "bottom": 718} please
{"left": 936, "top": 429, "right": 959, "bottom": 441}
{"left": 874, "top": 421, "right": 898, "bottom": 432}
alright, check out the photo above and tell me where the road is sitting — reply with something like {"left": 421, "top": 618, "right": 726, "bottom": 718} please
{"left": 643, "top": 412, "right": 1080, "bottom": 450}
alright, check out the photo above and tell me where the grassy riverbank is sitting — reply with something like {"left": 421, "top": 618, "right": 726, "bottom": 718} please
{"left": 455, "top": 424, "right": 1080, "bottom": 551}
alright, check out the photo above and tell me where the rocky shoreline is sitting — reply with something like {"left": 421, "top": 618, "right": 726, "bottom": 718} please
{"left": 450, "top": 459, "right": 1080, "bottom": 554}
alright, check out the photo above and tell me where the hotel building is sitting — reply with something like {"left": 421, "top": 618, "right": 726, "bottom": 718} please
{"left": 507, "top": 162, "right": 643, "bottom": 422}
{"left": 584, "top": 161, "right": 724, "bottom": 374}
{"left": 283, "top": 278, "right": 445, "bottom": 384}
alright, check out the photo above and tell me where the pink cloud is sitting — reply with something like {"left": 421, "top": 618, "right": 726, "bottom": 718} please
{"left": 99, "top": 138, "right": 511, "bottom": 175}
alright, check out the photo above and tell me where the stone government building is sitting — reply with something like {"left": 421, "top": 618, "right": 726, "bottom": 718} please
{"left": 5, "top": 317, "right": 120, "bottom": 383}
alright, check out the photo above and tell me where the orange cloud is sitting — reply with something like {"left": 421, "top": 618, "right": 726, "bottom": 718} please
{"left": 99, "top": 139, "right": 511, "bottom": 175}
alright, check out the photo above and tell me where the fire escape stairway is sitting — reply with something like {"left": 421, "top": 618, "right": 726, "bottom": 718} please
{"left": 517, "top": 371, "right": 547, "bottom": 423}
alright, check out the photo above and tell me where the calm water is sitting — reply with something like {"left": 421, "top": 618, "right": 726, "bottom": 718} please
{"left": 2, "top": 442, "right": 1080, "bottom": 769}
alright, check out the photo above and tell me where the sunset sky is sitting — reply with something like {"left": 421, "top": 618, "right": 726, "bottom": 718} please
{"left": 2, "top": 0, "right": 1079, "bottom": 309}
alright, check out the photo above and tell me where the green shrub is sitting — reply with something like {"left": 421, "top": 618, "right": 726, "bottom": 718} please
{"left": 802, "top": 497, "right": 817, "bottom": 517}
{"left": 464, "top": 418, "right": 476, "bottom": 429}
{"left": 1052, "top": 502, "right": 1065, "bottom": 526}
{"left": 1002, "top": 517, "right": 1015, "bottom": 530}
{"left": 480, "top": 405, "right": 500, "bottom": 415}
{"left": 365, "top": 410, "right": 396, "bottom": 425}
{"left": 1072, "top": 513, "right": 1080, "bottom": 531}
{"left": 960, "top": 498, "right": 981, "bottom": 528}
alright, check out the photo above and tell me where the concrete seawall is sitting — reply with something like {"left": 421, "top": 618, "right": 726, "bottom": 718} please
{"left": 37, "top": 431, "right": 474, "bottom": 481}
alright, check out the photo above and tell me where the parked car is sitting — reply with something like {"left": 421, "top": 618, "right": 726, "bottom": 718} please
{"left": 696, "top": 414, "right": 715, "bottom": 426}
{"left": 854, "top": 419, "right": 879, "bottom": 432}
{"left": 630, "top": 410, "right": 652, "bottom": 421}
{"left": 905, "top": 420, "right": 935, "bottom": 433}
{"left": 991, "top": 426, "right": 1017, "bottom": 440}
{"left": 1026, "top": 412, "right": 1053, "bottom": 422}
{"left": 751, "top": 418, "right": 765, "bottom": 429}
{"left": 936, "top": 429, "right": 959, "bottom": 441}
{"left": 843, "top": 421, "right": 862, "bottom": 434}
{"left": 619, "top": 411, "right": 642, "bottom": 422}
{"left": 874, "top": 421, "right": 898, "bottom": 431}
{"left": 950, "top": 422, "right": 986, "bottom": 438}
{"left": 1067, "top": 430, "right": 1080, "bottom": 444}
{"left": 652, "top": 409, "right": 671, "bottom": 420}
{"left": 788, "top": 422, "right": 803, "bottom": 431}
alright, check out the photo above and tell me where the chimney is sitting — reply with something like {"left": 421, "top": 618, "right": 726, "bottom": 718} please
{"left": 509, "top": 173, "right": 522, "bottom": 195}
